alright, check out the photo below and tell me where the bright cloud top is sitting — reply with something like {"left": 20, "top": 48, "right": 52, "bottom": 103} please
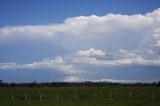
{"left": 78, "top": 48, "right": 106, "bottom": 57}
{"left": 0, "top": 8, "right": 160, "bottom": 51}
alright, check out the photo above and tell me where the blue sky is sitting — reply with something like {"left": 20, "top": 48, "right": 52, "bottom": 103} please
{"left": 0, "top": 0, "right": 160, "bottom": 83}
{"left": 1, "top": 0, "right": 160, "bottom": 27}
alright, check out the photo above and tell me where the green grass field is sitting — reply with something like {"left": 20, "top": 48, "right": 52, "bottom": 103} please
{"left": 0, "top": 86, "right": 160, "bottom": 106}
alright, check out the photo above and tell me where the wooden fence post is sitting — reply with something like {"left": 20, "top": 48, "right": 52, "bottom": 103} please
{"left": 24, "top": 93, "right": 27, "bottom": 100}
{"left": 38, "top": 92, "right": 42, "bottom": 101}
{"left": 12, "top": 93, "right": 14, "bottom": 101}
{"left": 94, "top": 91, "right": 96, "bottom": 99}
{"left": 151, "top": 91, "right": 154, "bottom": 101}
{"left": 75, "top": 91, "right": 77, "bottom": 100}
{"left": 129, "top": 91, "right": 132, "bottom": 99}
{"left": 110, "top": 92, "right": 112, "bottom": 99}
{"left": 57, "top": 92, "right": 59, "bottom": 101}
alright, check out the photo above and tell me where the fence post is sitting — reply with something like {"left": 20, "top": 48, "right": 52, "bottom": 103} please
{"left": 75, "top": 91, "right": 77, "bottom": 100}
{"left": 57, "top": 92, "right": 59, "bottom": 101}
{"left": 24, "top": 93, "right": 27, "bottom": 100}
{"left": 12, "top": 93, "right": 14, "bottom": 101}
{"left": 110, "top": 92, "right": 112, "bottom": 99}
{"left": 151, "top": 91, "right": 154, "bottom": 101}
{"left": 94, "top": 91, "right": 96, "bottom": 99}
{"left": 129, "top": 91, "right": 132, "bottom": 99}
{"left": 38, "top": 92, "right": 42, "bottom": 101}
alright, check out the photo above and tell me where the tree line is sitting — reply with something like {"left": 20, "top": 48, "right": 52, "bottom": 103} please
{"left": 0, "top": 80, "right": 160, "bottom": 87}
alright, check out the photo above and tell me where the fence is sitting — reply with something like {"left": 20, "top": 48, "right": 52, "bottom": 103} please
{"left": 0, "top": 91, "right": 158, "bottom": 101}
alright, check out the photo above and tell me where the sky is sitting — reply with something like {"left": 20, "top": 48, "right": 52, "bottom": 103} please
{"left": 0, "top": 0, "right": 160, "bottom": 83}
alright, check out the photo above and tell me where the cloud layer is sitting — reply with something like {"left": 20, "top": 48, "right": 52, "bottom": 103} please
{"left": 0, "top": 8, "right": 160, "bottom": 82}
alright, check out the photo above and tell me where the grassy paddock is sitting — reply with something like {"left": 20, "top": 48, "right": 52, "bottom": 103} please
{"left": 0, "top": 86, "right": 160, "bottom": 106}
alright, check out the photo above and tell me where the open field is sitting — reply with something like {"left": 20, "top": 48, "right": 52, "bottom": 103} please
{"left": 0, "top": 86, "right": 160, "bottom": 106}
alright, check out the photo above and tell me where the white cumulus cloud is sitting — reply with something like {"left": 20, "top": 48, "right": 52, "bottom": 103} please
{"left": 0, "top": 8, "right": 160, "bottom": 52}
{"left": 0, "top": 8, "right": 160, "bottom": 82}
{"left": 78, "top": 48, "right": 106, "bottom": 57}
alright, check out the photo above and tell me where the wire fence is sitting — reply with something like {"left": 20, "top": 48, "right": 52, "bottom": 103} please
{"left": 0, "top": 90, "right": 159, "bottom": 101}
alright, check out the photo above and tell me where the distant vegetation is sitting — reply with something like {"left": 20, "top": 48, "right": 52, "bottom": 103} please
{"left": 0, "top": 80, "right": 160, "bottom": 87}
